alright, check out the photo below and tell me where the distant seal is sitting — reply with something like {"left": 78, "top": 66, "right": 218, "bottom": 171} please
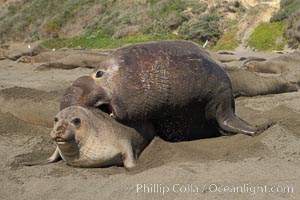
{"left": 75, "top": 40, "right": 270, "bottom": 136}
{"left": 244, "top": 52, "right": 300, "bottom": 74}
{"left": 24, "top": 106, "right": 155, "bottom": 169}
{"left": 227, "top": 68, "right": 297, "bottom": 97}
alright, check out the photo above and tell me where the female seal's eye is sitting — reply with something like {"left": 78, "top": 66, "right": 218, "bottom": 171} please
{"left": 71, "top": 118, "right": 81, "bottom": 126}
{"left": 95, "top": 70, "right": 104, "bottom": 78}
{"left": 54, "top": 117, "right": 58, "bottom": 122}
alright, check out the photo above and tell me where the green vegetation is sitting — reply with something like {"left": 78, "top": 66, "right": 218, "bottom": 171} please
{"left": 42, "top": 32, "right": 181, "bottom": 49}
{"left": 247, "top": 22, "right": 287, "bottom": 51}
{"left": 212, "top": 20, "right": 239, "bottom": 51}
{"left": 0, "top": 0, "right": 92, "bottom": 41}
{"left": 270, "top": 0, "right": 300, "bottom": 49}
{"left": 286, "top": 11, "right": 300, "bottom": 49}
{"left": 212, "top": 28, "right": 239, "bottom": 51}
{"left": 0, "top": 0, "right": 220, "bottom": 46}
{"left": 270, "top": 0, "right": 300, "bottom": 22}
{"left": 147, "top": 0, "right": 186, "bottom": 32}
{"left": 2, "top": 0, "right": 297, "bottom": 50}
{"left": 178, "top": 14, "right": 221, "bottom": 44}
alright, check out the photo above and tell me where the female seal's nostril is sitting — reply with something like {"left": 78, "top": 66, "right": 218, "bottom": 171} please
{"left": 56, "top": 126, "right": 66, "bottom": 135}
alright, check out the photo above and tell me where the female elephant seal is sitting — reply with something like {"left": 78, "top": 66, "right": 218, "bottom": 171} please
{"left": 25, "top": 106, "right": 154, "bottom": 169}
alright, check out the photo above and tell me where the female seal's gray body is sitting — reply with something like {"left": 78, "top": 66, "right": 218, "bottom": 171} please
{"left": 25, "top": 106, "right": 154, "bottom": 168}
{"left": 62, "top": 41, "right": 270, "bottom": 139}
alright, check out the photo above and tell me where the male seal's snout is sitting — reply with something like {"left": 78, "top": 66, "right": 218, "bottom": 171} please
{"left": 61, "top": 72, "right": 116, "bottom": 117}
{"left": 72, "top": 76, "right": 95, "bottom": 92}
{"left": 60, "top": 76, "right": 97, "bottom": 110}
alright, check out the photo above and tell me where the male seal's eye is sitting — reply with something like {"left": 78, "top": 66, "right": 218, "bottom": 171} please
{"left": 71, "top": 118, "right": 81, "bottom": 126}
{"left": 54, "top": 117, "right": 58, "bottom": 122}
{"left": 95, "top": 70, "right": 104, "bottom": 78}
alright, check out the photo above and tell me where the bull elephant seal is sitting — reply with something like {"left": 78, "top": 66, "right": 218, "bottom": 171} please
{"left": 72, "top": 40, "right": 270, "bottom": 136}
{"left": 24, "top": 106, "right": 155, "bottom": 169}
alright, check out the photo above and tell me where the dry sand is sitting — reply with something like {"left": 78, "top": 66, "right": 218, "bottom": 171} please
{"left": 0, "top": 46, "right": 299, "bottom": 200}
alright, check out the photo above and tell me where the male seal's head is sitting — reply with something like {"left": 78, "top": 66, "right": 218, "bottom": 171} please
{"left": 60, "top": 57, "right": 128, "bottom": 120}
{"left": 60, "top": 72, "right": 118, "bottom": 119}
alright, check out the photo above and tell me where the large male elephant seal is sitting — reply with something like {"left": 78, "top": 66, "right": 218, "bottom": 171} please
{"left": 24, "top": 106, "right": 154, "bottom": 169}
{"left": 64, "top": 41, "right": 270, "bottom": 136}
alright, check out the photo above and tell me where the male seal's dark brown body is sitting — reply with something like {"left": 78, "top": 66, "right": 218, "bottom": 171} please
{"left": 63, "top": 41, "right": 270, "bottom": 138}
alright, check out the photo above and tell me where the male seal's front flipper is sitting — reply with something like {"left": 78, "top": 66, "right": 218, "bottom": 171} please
{"left": 22, "top": 147, "right": 61, "bottom": 166}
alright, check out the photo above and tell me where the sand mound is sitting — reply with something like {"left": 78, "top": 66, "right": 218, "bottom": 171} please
{"left": 0, "top": 87, "right": 61, "bottom": 127}
{"left": 137, "top": 133, "right": 267, "bottom": 172}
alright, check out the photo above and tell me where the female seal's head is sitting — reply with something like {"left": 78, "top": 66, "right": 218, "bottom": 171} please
{"left": 50, "top": 106, "right": 91, "bottom": 155}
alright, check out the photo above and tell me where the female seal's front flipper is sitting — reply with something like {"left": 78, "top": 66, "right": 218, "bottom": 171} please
{"left": 121, "top": 142, "right": 137, "bottom": 170}
{"left": 22, "top": 147, "right": 61, "bottom": 166}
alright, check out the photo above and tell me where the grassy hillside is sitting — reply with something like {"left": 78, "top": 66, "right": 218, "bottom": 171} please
{"left": 270, "top": 0, "right": 300, "bottom": 49}
{"left": 0, "top": 0, "right": 246, "bottom": 49}
{"left": 0, "top": 0, "right": 299, "bottom": 50}
{"left": 247, "top": 0, "right": 300, "bottom": 50}
{"left": 212, "top": 20, "right": 239, "bottom": 51}
{"left": 42, "top": 32, "right": 181, "bottom": 49}
{"left": 0, "top": 1, "right": 217, "bottom": 43}
{"left": 247, "top": 22, "right": 287, "bottom": 51}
